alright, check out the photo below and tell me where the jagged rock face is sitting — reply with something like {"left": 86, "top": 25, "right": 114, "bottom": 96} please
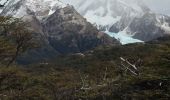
{"left": 63, "top": 0, "right": 170, "bottom": 42}
{"left": 43, "top": 6, "right": 118, "bottom": 54}
{"left": 129, "top": 13, "right": 164, "bottom": 41}
{"left": 0, "top": 0, "right": 119, "bottom": 63}
{"left": 110, "top": 13, "right": 170, "bottom": 41}
{"left": 108, "top": 6, "right": 170, "bottom": 41}
{"left": 109, "top": 14, "right": 134, "bottom": 33}
{"left": 66, "top": 0, "right": 148, "bottom": 31}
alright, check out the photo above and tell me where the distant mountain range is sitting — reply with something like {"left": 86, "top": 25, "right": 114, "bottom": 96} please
{"left": 65, "top": 0, "right": 170, "bottom": 41}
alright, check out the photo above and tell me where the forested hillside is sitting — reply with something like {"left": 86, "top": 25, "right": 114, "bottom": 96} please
{"left": 0, "top": 23, "right": 170, "bottom": 99}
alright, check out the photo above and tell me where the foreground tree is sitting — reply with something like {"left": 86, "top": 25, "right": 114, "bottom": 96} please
{"left": 0, "top": 16, "right": 37, "bottom": 66}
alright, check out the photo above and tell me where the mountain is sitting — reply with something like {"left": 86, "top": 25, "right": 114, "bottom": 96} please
{"left": 0, "top": 0, "right": 119, "bottom": 64}
{"left": 72, "top": 0, "right": 145, "bottom": 29}
{"left": 42, "top": 6, "right": 118, "bottom": 54}
{"left": 0, "top": 0, "right": 66, "bottom": 17}
{"left": 110, "top": 12, "right": 170, "bottom": 41}
{"left": 63, "top": 0, "right": 170, "bottom": 41}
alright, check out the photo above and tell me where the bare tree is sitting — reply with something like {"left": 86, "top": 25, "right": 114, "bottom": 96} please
{"left": 120, "top": 57, "right": 142, "bottom": 76}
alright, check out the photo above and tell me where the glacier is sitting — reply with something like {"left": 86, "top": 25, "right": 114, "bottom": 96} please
{"left": 105, "top": 30, "right": 143, "bottom": 45}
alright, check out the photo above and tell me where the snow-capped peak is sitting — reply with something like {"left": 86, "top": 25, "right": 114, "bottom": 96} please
{"left": 1, "top": 0, "right": 67, "bottom": 18}
{"left": 25, "top": 0, "right": 67, "bottom": 16}
{"left": 63, "top": 0, "right": 148, "bottom": 31}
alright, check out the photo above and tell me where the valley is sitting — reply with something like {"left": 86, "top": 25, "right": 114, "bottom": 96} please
{"left": 0, "top": 0, "right": 170, "bottom": 100}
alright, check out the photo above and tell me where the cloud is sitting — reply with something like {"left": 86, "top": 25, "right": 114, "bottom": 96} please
{"left": 61, "top": 0, "right": 170, "bottom": 15}
{"left": 142, "top": 0, "right": 170, "bottom": 15}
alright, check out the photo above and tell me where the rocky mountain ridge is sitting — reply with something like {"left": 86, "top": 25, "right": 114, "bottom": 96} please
{"left": 0, "top": 0, "right": 119, "bottom": 64}
{"left": 64, "top": 0, "right": 170, "bottom": 41}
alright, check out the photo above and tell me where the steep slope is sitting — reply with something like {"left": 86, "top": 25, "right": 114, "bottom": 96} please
{"left": 43, "top": 6, "right": 118, "bottom": 53}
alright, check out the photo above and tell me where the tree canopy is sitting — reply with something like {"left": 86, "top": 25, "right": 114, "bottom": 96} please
{"left": 0, "top": 16, "right": 37, "bottom": 66}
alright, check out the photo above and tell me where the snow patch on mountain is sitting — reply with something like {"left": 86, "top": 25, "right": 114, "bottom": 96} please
{"left": 25, "top": 0, "right": 67, "bottom": 16}
{"left": 156, "top": 15, "right": 170, "bottom": 34}
{"left": 13, "top": 5, "right": 27, "bottom": 17}
{"left": 161, "top": 23, "right": 170, "bottom": 33}
{"left": 62, "top": 0, "right": 145, "bottom": 29}
{"left": 84, "top": 9, "right": 121, "bottom": 29}
{"left": 1, "top": 0, "right": 67, "bottom": 18}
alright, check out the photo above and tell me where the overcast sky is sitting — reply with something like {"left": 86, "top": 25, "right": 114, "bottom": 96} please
{"left": 62, "top": 0, "right": 170, "bottom": 15}
{"left": 142, "top": 0, "right": 170, "bottom": 15}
